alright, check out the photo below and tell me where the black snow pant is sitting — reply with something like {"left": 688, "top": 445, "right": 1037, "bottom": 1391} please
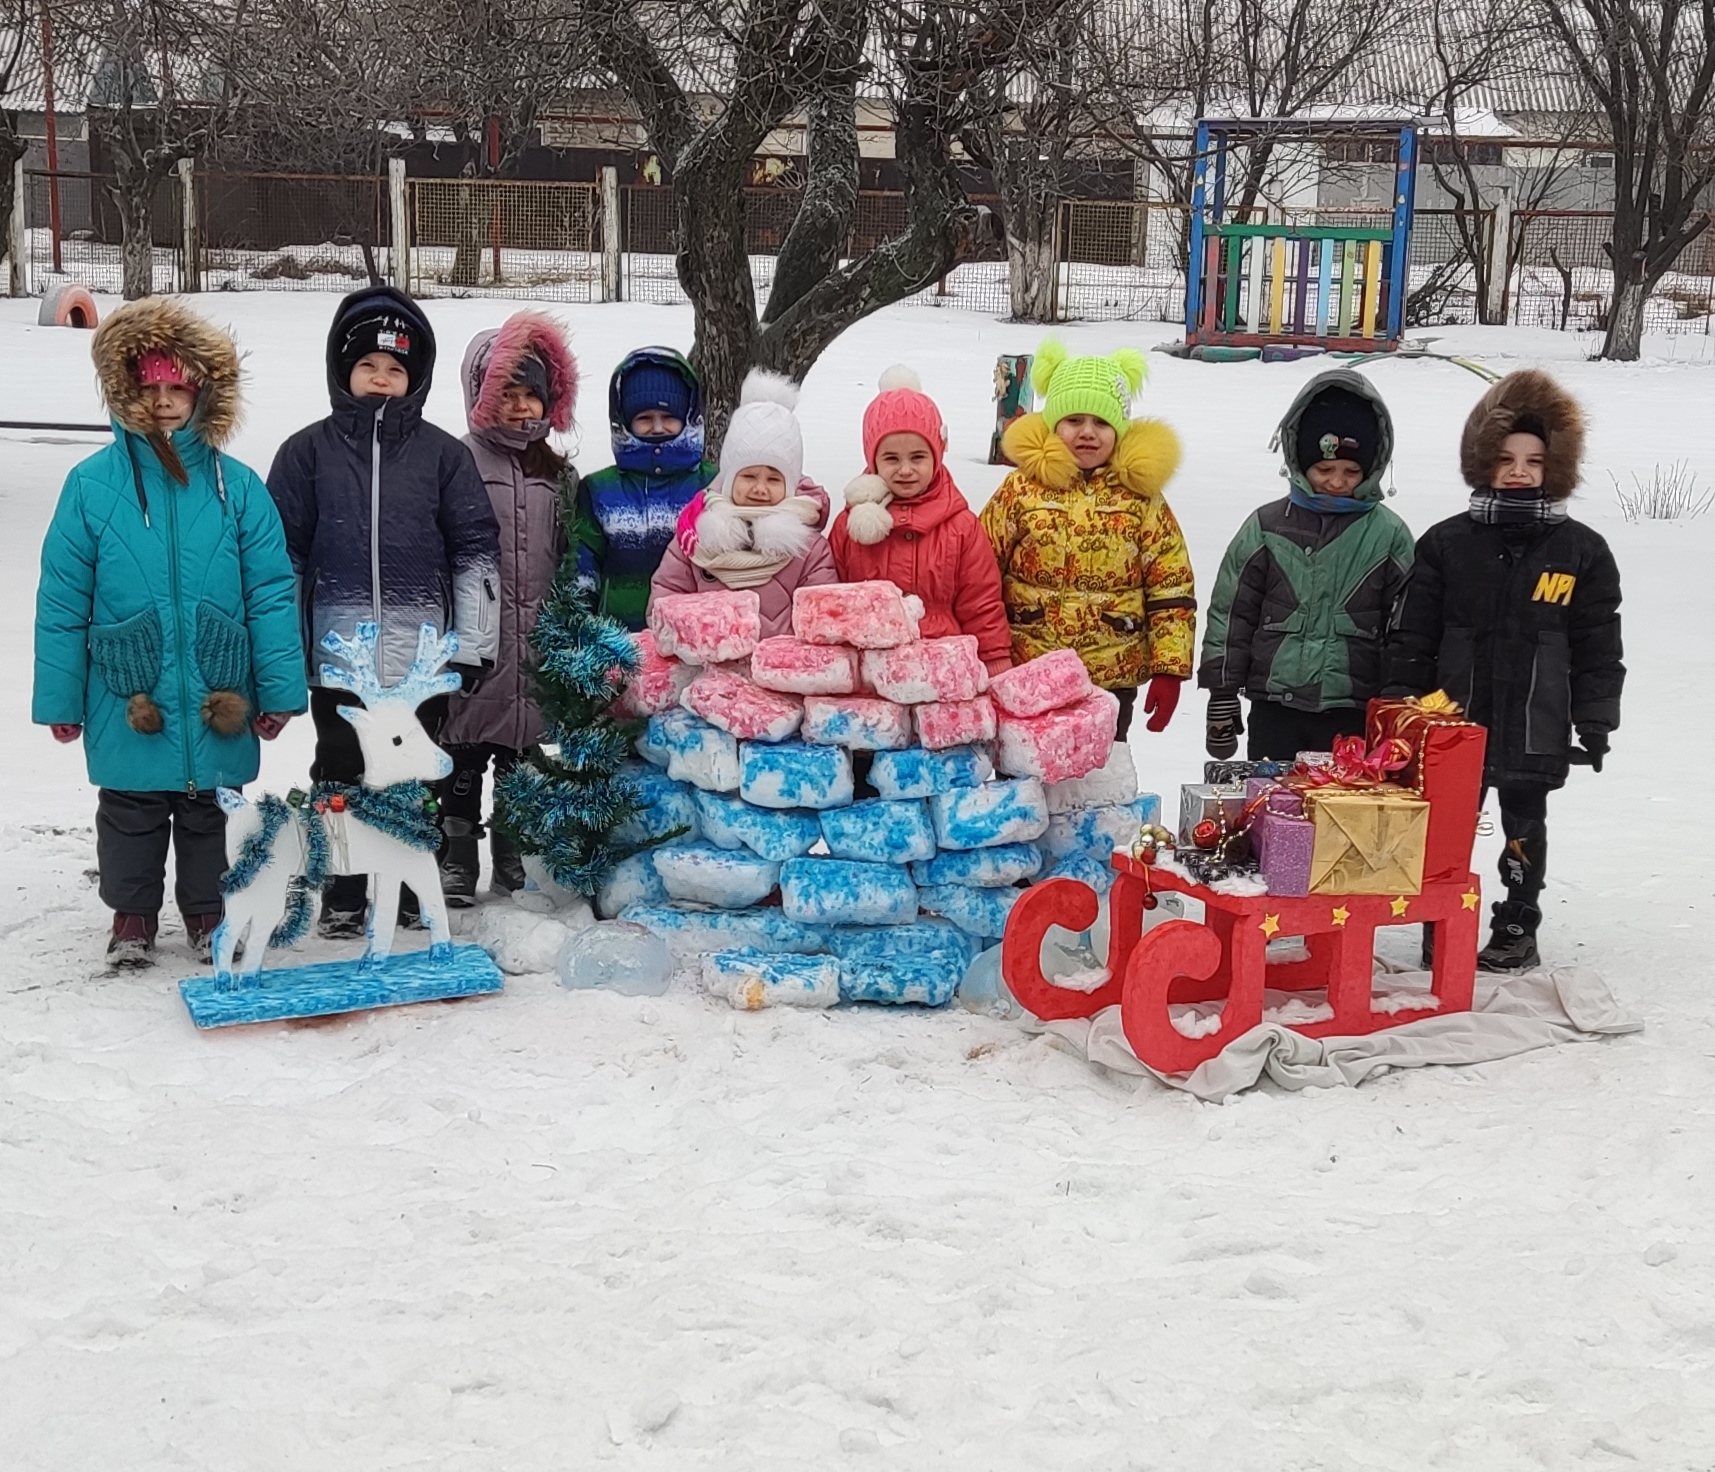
{"left": 309, "top": 686, "right": 451, "bottom": 914}
{"left": 440, "top": 743, "right": 522, "bottom": 829}
{"left": 1245, "top": 699, "right": 1368, "bottom": 763}
{"left": 96, "top": 789, "right": 227, "bottom": 920}
{"left": 1484, "top": 783, "right": 1550, "bottom": 904}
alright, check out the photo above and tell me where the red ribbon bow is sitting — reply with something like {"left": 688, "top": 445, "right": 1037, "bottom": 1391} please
{"left": 1301, "top": 734, "right": 1413, "bottom": 789}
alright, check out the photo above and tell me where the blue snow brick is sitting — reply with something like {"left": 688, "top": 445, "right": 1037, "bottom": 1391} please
{"left": 839, "top": 951, "right": 964, "bottom": 1007}
{"left": 653, "top": 709, "right": 742, "bottom": 792}
{"left": 780, "top": 857, "right": 918, "bottom": 926}
{"left": 1038, "top": 850, "right": 1116, "bottom": 895}
{"left": 612, "top": 762, "right": 701, "bottom": 847}
{"left": 693, "top": 789, "right": 822, "bottom": 862}
{"left": 595, "top": 850, "right": 670, "bottom": 918}
{"left": 637, "top": 714, "right": 673, "bottom": 767}
{"left": 910, "top": 842, "right": 1042, "bottom": 888}
{"left": 917, "top": 883, "right": 1022, "bottom": 939}
{"left": 705, "top": 948, "right": 841, "bottom": 1010}
{"left": 739, "top": 740, "right": 854, "bottom": 810}
{"left": 1040, "top": 795, "right": 1161, "bottom": 861}
{"left": 621, "top": 903, "right": 825, "bottom": 954}
{"left": 818, "top": 798, "right": 937, "bottom": 865}
{"left": 653, "top": 843, "right": 781, "bottom": 908}
{"left": 869, "top": 744, "right": 994, "bottom": 801}
{"left": 825, "top": 919, "right": 981, "bottom": 967}
{"left": 929, "top": 778, "right": 1050, "bottom": 850}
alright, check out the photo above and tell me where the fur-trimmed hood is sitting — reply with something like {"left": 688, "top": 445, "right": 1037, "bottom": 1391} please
{"left": 1000, "top": 412, "right": 1181, "bottom": 498}
{"left": 462, "top": 311, "right": 578, "bottom": 438}
{"left": 91, "top": 298, "right": 242, "bottom": 447}
{"left": 1460, "top": 369, "right": 1586, "bottom": 500}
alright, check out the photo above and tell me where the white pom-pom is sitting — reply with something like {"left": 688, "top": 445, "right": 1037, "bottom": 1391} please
{"left": 750, "top": 507, "right": 814, "bottom": 559}
{"left": 847, "top": 501, "right": 894, "bottom": 545}
{"left": 902, "top": 595, "right": 925, "bottom": 623}
{"left": 739, "top": 368, "right": 800, "bottom": 409}
{"left": 877, "top": 365, "right": 922, "bottom": 394}
{"left": 842, "top": 473, "right": 890, "bottom": 506}
{"left": 695, "top": 498, "right": 750, "bottom": 555}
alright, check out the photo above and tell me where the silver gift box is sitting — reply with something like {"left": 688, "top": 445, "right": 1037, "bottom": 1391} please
{"left": 1178, "top": 782, "right": 1248, "bottom": 846}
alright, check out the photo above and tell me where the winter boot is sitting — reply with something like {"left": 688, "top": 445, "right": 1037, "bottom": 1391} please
{"left": 107, "top": 912, "right": 159, "bottom": 970}
{"left": 318, "top": 875, "right": 368, "bottom": 940}
{"left": 439, "top": 817, "right": 481, "bottom": 908}
{"left": 1478, "top": 900, "right": 1542, "bottom": 973}
{"left": 185, "top": 912, "right": 223, "bottom": 965}
{"left": 490, "top": 826, "right": 527, "bottom": 895}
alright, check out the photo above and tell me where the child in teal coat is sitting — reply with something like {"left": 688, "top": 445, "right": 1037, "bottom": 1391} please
{"left": 33, "top": 299, "right": 307, "bottom": 968}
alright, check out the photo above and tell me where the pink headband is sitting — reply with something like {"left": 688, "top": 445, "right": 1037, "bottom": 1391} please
{"left": 136, "top": 351, "right": 196, "bottom": 389}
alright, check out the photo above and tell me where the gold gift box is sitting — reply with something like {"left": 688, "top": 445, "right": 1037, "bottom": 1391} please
{"left": 1305, "top": 784, "right": 1430, "bottom": 896}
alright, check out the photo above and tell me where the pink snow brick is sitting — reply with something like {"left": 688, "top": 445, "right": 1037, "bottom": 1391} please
{"left": 792, "top": 581, "right": 919, "bottom": 649}
{"left": 615, "top": 630, "right": 694, "bottom": 718}
{"left": 649, "top": 589, "right": 762, "bottom": 666}
{"left": 750, "top": 637, "right": 860, "bottom": 696}
{"left": 860, "top": 635, "right": 987, "bottom": 705}
{"left": 989, "top": 648, "right": 1095, "bottom": 718}
{"left": 915, "top": 695, "right": 997, "bottom": 750}
{"left": 995, "top": 688, "right": 1120, "bottom": 783}
{"left": 681, "top": 665, "right": 803, "bottom": 742}
{"left": 801, "top": 695, "right": 914, "bottom": 750}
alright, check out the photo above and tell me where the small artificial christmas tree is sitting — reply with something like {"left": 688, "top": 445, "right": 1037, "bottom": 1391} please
{"left": 494, "top": 506, "right": 645, "bottom": 894}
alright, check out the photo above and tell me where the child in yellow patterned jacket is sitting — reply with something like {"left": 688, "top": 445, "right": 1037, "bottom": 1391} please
{"left": 980, "top": 341, "right": 1194, "bottom": 739}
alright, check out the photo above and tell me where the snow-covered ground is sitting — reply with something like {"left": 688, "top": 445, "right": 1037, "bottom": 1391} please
{"left": 3, "top": 295, "right": 1713, "bottom": 1469}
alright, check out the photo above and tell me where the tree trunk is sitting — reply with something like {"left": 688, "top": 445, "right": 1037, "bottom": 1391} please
{"left": 764, "top": 78, "right": 860, "bottom": 324}
{"left": 677, "top": 147, "right": 761, "bottom": 449}
{"left": 1008, "top": 220, "right": 1058, "bottom": 322}
{"left": 450, "top": 187, "right": 483, "bottom": 287}
{"left": 1601, "top": 276, "right": 1649, "bottom": 361}
{"left": 0, "top": 115, "right": 22, "bottom": 280}
{"left": 116, "top": 185, "right": 157, "bottom": 300}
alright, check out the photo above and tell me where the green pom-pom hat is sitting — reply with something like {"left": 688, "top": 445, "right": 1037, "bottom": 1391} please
{"left": 1032, "top": 340, "right": 1148, "bottom": 432}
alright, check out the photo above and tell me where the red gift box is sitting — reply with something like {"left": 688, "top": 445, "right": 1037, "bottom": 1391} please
{"left": 1367, "top": 695, "right": 1486, "bottom": 882}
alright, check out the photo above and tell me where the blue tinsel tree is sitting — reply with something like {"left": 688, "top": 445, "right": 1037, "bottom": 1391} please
{"left": 493, "top": 493, "right": 645, "bottom": 894}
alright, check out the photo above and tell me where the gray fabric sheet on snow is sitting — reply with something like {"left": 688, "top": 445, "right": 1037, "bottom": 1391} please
{"left": 1042, "top": 966, "right": 1640, "bottom": 1102}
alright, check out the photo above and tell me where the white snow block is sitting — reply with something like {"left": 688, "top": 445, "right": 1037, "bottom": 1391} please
{"left": 680, "top": 664, "right": 803, "bottom": 742}
{"left": 693, "top": 789, "right": 822, "bottom": 862}
{"left": 621, "top": 903, "right": 825, "bottom": 955}
{"left": 1040, "top": 795, "right": 1162, "bottom": 861}
{"left": 869, "top": 744, "right": 994, "bottom": 801}
{"left": 860, "top": 635, "right": 987, "bottom": 705}
{"left": 649, "top": 588, "right": 762, "bottom": 665}
{"left": 930, "top": 778, "right": 1050, "bottom": 850}
{"left": 611, "top": 763, "right": 700, "bottom": 847}
{"left": 706, "top": 948, "right": 841, "bottom": 1011}
{"left": 989, "top": 648, "right": 1095, "bottom": 718}
{"left": 1045, "top": 742, "right": 1140, "bottom": 815}
{"left": 801, "top": 694, "right": 913, "bottom": 750}
{"left": 995, "top": 688, "right": 1120, "bottom": 784}
{"left": 917, "top": 883, "right": 1022, "bottom": 940}
{"left": 653, "top": 843, "right": 781, "bottom": 908}
{"left": 818, "top": 798, "right": 937, "bottom": 865}
{"left": 914, "top": 695, "right": 997, "bottom": 750}
{"left": 739, "top": 740, "right": 855, "bottom": 810}
{"left": 596, "top": 851, "right": 670, "bottom": 919}
{"left": 780, "top": 857, "right": 918, "bottom": 927}
{"left": 468, "top": 904, "right": 581, "bottom": 975}
{"left": 657, "top": 710, "right": 743, "bottom": 792}
{"left": 910, "top": 842, "right": 1042, "bottom": 888}
{"left": 750, "top": 637, "right": 860, "bottom": 696}
{"left": 792, "top": 581, "right": 919, "bottom": 648}
{"left": 614, "top": 630, "right": 695, "bottom": 718}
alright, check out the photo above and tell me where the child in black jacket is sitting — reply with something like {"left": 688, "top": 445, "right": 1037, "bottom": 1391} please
{"left": 1386, "top": 370, "right": 1623, "bottom": 971}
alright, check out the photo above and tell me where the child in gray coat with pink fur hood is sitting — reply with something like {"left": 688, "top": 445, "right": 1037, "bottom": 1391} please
{"left": 441, "top": 311, "right": 579, "bottom": 903}
{"left": 649, "top": 369, "right": 836, "bottom": 636}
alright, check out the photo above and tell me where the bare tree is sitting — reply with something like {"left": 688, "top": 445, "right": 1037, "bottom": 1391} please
{"left": 1536, "top": 0, "right": 1715, "bottom": 359}
{"left": 0, "top": 1, "right": 33, "bottom": 279}
{"left": 586, "top": 0, "right": 1057, "bottom": 439}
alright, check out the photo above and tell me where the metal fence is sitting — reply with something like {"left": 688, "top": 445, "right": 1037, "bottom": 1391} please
{"left": 13, "top": 168, "right": 1715, "bottom": 338}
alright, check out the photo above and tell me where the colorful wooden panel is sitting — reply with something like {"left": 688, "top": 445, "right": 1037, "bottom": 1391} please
{"left": 1361, "top": 240, "right": 1383, "bottom": 337}
{"left": 1268, "top": 236, "right": 1287, "bottom": 334}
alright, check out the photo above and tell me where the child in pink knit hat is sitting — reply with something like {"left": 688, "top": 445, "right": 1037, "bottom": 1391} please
{"left": 830, "top": 366, "right": 1010, "bottom": 673}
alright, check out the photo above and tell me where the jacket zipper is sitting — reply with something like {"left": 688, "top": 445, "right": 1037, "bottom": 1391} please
{"left": 370, "top": 403, "right": 385, "bottom": 657}
{"left": 164, "top": 450, "right": 196, "bottom": 794}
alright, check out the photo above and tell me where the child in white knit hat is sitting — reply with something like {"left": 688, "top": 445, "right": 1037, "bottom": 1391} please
{"left": 649, "top": 368, "right": 837, "bottom": 636}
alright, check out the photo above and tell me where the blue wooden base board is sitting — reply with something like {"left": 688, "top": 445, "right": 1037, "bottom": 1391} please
{"left": 179, "top": 944, "right": 504, "bottom": 1029}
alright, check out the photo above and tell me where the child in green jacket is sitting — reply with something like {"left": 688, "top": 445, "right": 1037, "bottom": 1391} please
{"left": 1198, "top": 370, "right": 1414, "bottom": 761}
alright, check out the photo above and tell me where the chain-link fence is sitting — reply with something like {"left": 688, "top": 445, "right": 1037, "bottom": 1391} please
{"left": 1511, "top": 210, "right": 1715, "bottom": 335}
{"left": 24, "top": 170, "right": 182, "bottom": 295}
{"left": 408, "top": 178, "right": 600, "bottom": 300}
{"left": 199, "top": 172, "right": 389, "bottom": 292}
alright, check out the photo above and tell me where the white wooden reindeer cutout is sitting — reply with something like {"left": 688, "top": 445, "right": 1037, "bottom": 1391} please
{"left": 210, "top": 621, "right": 461, "bottom": 987}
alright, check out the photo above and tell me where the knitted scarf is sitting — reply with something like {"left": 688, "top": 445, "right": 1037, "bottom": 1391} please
{"left": 689, "top": 496, "right": 821, "bottom": 590}
{"left": 1290, "top": 485, "right": 1374, "bottom": 516}
{"left": 1468, "top": 491, "right": 1570, "bottom": 526}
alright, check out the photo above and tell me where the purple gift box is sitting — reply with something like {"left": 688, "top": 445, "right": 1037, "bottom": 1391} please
{"left": 1257, "top": 809, "right": 1314, "bottom": 896}
{"left": 1244, "top": 782, "right": 1303, "bottom": 864}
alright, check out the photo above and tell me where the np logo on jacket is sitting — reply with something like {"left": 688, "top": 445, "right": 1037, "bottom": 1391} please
{"left": 1532, "top": 571, "right": 1576, "bottom": 606}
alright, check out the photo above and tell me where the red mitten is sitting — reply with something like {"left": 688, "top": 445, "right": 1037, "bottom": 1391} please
{"left": 1142, "top": 674, "right": 1183, "bottom": 733}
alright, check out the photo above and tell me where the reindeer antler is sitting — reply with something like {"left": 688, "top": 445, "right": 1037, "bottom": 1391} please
{"left": 320, "top": 623, "right": 462, "bottom": 710}
{"left": 320, "top": 623, "right": 386, "bottom": 700}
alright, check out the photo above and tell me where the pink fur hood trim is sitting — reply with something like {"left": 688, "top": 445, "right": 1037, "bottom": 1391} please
{"left": 462, "top": 310, "right": 579, "bottom": 435}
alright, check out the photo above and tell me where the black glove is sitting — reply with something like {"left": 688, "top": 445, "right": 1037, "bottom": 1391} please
{"left": 1206, "top": 693, "right": 1243, "bottom": 760}
{"left": 457, "top": 665, "right": 486, "bottom": 696}
{"left": 1567, "top": 728, "right": 1609, "bottom": 773}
